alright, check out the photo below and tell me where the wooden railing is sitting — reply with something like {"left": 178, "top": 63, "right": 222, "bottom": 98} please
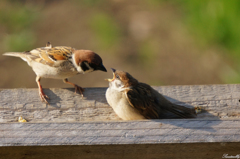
{"left": 1, "top": 85, "right": 240, "bottom": 158}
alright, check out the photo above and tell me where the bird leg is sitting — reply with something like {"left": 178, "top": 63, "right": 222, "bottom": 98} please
{"left": 36, "top": 76, "right": 49, "bottom": 104}
{"left": 63, "top": 78, "right": 84, "bottom": 96}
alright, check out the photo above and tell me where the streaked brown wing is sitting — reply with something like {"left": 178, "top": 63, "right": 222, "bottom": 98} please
{"left": 29, "top": 46, "right": 74, "bottom": 66}
{"left": 125, "top": 83, "right": 160, "bottom": 119}
{"left": 47, "top": 46, "right": 73, "bottom": 60}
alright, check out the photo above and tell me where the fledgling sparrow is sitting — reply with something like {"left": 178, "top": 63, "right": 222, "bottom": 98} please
{"left": 105, "top": 68, "right": 196, "bottom": 120}
{"left": 3, "top": 42, "right": 107, "bottom": 104}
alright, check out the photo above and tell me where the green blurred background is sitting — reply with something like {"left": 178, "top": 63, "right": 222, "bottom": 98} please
{"left": 1, "top": 0, "right": 240, "bottom": 89}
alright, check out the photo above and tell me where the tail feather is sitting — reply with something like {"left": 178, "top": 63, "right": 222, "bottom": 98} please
{"left": 166, "top": 103, "right": 196, "bottom": 118}
{"left": 3, "top": 52, "right": 27, "bottom": 57}
{"left": 3, "top": 52, "right": 31, "bottom": 62}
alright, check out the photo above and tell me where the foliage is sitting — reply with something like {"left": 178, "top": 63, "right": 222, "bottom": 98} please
{"left": 176, "top": 0, "right": 240, "bottom": 58}
{"left": 166, "top": 0, "right": 240, "bottom": 83}
{"left": 0, "top": 1, "right": 38, "bottom": 51}
{"left": 89, "top": 13, "right": 121, "bottom": 49}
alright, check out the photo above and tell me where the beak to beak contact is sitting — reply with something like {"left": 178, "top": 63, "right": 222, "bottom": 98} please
{"left": 105, "top": 68, "right": 116, "bottom": 82}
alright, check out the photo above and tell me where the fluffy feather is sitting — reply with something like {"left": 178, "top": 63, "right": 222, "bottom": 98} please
{"left": 106, "top": 68, "right": 196, "bottom": 120}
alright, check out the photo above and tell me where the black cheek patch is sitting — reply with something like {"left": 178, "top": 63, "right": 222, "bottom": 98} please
{"left": 80, "top": 62, "right": 89, "bottom": 72}
{"left": 88, "top": 63, "right": 96, "bottom": 69}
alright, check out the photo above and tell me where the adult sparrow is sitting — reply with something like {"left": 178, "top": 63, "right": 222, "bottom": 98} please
{"left": 106, "top": 68, "right": 196, "bottom": 120}
{"left": 3, "top": 42, "right": 107, "bottom": 104}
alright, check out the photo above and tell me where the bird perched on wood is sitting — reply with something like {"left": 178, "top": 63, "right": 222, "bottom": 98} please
{"left": 3, "top": 42, "right": 107, "bottom": 104}
{"left": 105, "top": 68, "right": 196, "bottom": 120}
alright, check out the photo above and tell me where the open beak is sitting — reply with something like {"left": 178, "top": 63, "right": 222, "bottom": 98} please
{"left": 105, "top": 68, "right": 116, "bottom": 82}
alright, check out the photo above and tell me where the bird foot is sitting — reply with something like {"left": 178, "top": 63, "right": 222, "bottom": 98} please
{"left": 73, "top": 85, "right": 84, "bottom": 97}
{"left": 39, "top": 90, "right": 49, "bottom": 104}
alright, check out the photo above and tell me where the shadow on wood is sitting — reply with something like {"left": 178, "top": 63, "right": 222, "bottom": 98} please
{"left": 1, "top": 85, "right": 240, "bottom": 158}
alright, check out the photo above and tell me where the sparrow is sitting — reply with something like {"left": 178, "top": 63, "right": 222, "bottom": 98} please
{"left": 105, "top": 68, "right": 196, "bottom": 120}
{"left": 3, "top": 42, "right": 107, "bottom": 104}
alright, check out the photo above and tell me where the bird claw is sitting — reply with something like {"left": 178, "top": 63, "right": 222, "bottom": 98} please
{"left": 74, "top": 85, "right": 84, "bottom": 97}
{"left": 39, "top": 91, "right": 49, "bottom": 104}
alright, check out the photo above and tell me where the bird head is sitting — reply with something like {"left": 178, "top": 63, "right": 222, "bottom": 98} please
{"left": 73, "top": 50, "right": 107, "bottom": 73}
{"left": 106, "top": 68, "right": 138, "bottom": 91}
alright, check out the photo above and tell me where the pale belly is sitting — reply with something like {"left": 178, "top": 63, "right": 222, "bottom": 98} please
{"left": 31, "top": 61, "right": 79, "bottom": 79}
{"left": 106, "top": 88, "right": 145, "bottom": 120}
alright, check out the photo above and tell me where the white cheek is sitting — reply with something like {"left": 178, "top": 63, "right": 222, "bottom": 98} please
{"left": 110, "top": 80, "right": 127, "bottom": 91}
{"left": 71, "top": 54, "right": 85, "bottom": 73}
{"left": 71, "top": 54, "right": 78, "bottom": 68}
{"left": 76, "top": 66, "right": 84, "bottom": 73}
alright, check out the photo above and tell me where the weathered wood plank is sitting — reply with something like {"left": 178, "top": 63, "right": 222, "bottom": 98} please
{"left": 1, "top": 85, "right": 240, "bottom": 157}
{"left": 0, "top": 119, "right": 240, "bottom": 146}
{"left": 1, "top": 84, "right": 240, "bottom": 122}
{"left": 0, "top": 87, "right": 121, "bottom": 122}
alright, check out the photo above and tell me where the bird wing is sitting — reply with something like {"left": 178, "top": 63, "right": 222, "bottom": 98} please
{"left": 126, "top": 83, "right": 196, "bottom": 119}
{"left": 29, "top": 46, "right": 74, "bottom": 66}
{"left": 125, "top": 83, "right": 160, "bottom": 119}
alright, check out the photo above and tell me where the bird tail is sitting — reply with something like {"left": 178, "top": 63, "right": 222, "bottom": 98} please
{"left": 3, "top": 52, "right": 31, "bottom": 62}
{"left": 3, "top": 52, "right": 26, "bottom": 57}
{"left": 166, "top": 103, "right": 196, "bottom": 118}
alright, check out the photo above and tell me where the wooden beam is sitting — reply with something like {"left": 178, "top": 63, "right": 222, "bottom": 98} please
{"left": 1, "top": 84, "right": 240, "bottom": 122}
{"left": 1, "top": 84, "right": 240, "bottom": 147}
{"left": 1, "top": 119, "right": 240, "bottom": 146}
{"left": 1, "top": 143, "right": 240, "bottom": 159}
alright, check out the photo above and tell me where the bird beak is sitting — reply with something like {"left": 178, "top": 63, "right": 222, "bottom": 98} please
{"left": 110, "top": 68, "right": 116, "bottom": 73}
{"left": 105, "top": 68, "right": 116, "bottom": 82}
{"left": 96, "top": 64, "right": 107, "bottom": 72}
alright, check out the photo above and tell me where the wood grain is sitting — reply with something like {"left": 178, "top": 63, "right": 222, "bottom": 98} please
{"left": 1, "top": 85, "right": 240, "bottom": 158}
{"left": 0, "top": 119, "right": 240, "bottom": 146}
{"left": 1, "top": 84, "right": 240, "bottom": 122}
